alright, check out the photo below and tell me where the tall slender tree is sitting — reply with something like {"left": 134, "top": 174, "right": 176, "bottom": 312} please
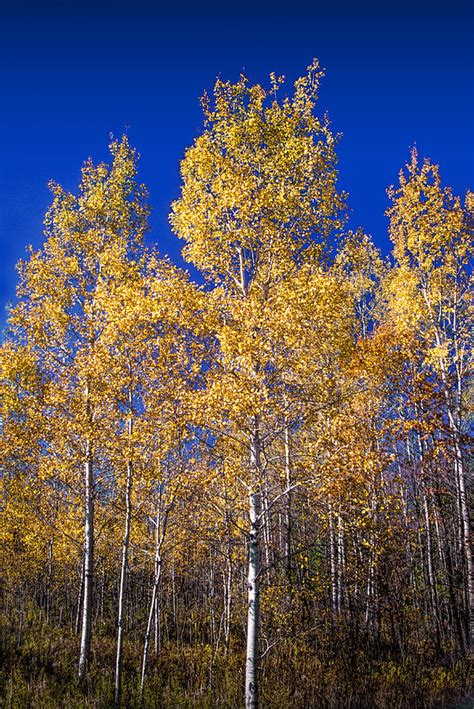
{"left": 385, "top": 150, "right": 473, "bottom": 649}
{"left": 171, "top": 60, "right": 346, "bottom": 708}
{"left": 8, "top": 137, "right": 150, "bottom": 679}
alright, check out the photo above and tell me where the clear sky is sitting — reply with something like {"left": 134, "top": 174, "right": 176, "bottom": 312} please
{"left": 0, "top": 0, "right": 472, "bottom": 322}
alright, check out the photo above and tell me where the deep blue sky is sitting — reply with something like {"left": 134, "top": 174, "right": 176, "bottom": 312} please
{"left": 1, "top": 0, "right": 472, "bottom": 321}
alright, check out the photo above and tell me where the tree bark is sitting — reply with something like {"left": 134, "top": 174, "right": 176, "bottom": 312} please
{"left": 78, "top": 437, "right": 94, "bottom": 681}
{"left": 245, "top": 417, "right": 261, "bottom": 709}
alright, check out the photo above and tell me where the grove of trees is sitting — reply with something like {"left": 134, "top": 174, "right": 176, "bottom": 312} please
{"left": 0, "top": 61, "right": 472, "bottom": 708}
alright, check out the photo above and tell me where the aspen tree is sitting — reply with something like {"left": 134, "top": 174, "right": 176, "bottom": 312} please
{"left": 386, "top": 150, "right": 473, "bottom": 650}
{"left": 83, "top": 217, "right": 202, "bottom": 701}
{"left": 8, "top": 137, "right": 149, "bottom": 680}
{"left": 171, "top": 60, "right": 345, "bottom": 708}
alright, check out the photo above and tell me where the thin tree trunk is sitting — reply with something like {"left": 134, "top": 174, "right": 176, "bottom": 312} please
{"left": 114, "top": 455, "right": 133, "bottom": 706}
{"left": 329, "top": 503, "right": 338, "bottom": 614}
{"left": 423, "top": 492, "right": 442, "bottom": 647}
{"left": 284, "top": 425, "right": 292, "bottom": 580}
{"left": 222, "top": 493, "right": 233, "bottom": 655}
{"left": 46, "top": 539, "right": 53, "bottom": 625}
{"left": 75, "top": 554, "right": 85, "bottom": 636}
{"left": 78, "top": 437, "right": 94, "bottom": 681}
{"left": 337, "top": 512, "right": 345, "bottom": 611}
{"left": 416, "top": 427, "right": 442, "bottom": 646}
{"left": 154, "top": 585, "right": 160, "bottom": 656}
{"left": 224, "top": 554, "right": 232, "bottom": 654}
{"left": 245, "top": 417, "right": 261, "bottom": 709}
{"left": 140, "top": 560, "right": 162, "bottom": 702}
{"left": 261, "top": 485, "right": 271, "bottom": 576}
{"left": 140, "top": 501, "right": 167, "bottom": 701}
{"left": 454, "top": 442, "right": 473, "bottom": 650}
{"left": 209, "top": 544, "right": 216, "bottom": 646}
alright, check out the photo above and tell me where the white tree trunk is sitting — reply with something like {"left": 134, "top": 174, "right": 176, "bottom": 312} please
{"left": 78, "top": 438, "right": 94, "bottom": 681}
{"left": 284, "top": 425, "right": 292, "bottom": 579}
{"left": 140, "top": 557, "right": 162, "bottom": 701}
{"left": 329, "top": 503, "right": 337, "bottom": 613}
{"left": 455, "top": 442, "right": 473, "bottom": 651}
{"left": 140, "top": 502, "right": 166, "bottom": 700}
{"left": 245, "top": 489, "right": 261, "bottom": 709}
{"left": 224, "top": 554, "right": 233, "bottom": 654}
{"left": 223, "top": 503, "right": 233, "bottom": 655}
{"left": 75, "top": 554, "right": 85, "bottom": 636}
{"left": 245, "top": 419, "right": 261, "bottom": 709}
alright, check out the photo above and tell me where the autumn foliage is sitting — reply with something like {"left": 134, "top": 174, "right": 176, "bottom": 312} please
{"left": 0, "top": 63, "right": 472, "bottom": 708}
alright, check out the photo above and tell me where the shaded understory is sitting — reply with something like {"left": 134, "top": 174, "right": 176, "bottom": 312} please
{"left": 0, "top": 614, "right": 471, "bottom": 708}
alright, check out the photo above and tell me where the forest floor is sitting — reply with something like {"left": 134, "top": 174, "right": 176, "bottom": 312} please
{"left": 0, "top": 624, "right": 472, "bottom": 708}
